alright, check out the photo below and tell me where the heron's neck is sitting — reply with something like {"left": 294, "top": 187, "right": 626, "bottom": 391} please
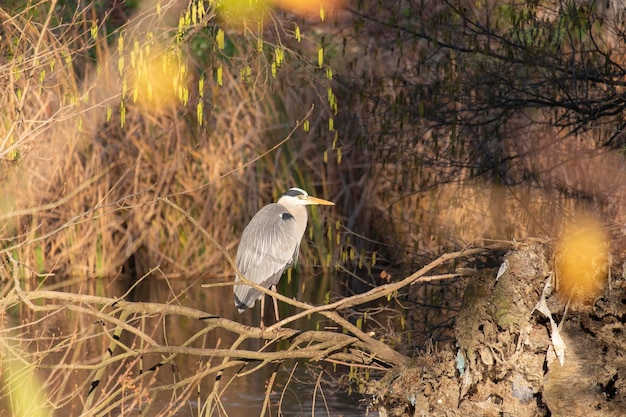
{"left": 288, "top": 205, "right": 308, "bottom": 241}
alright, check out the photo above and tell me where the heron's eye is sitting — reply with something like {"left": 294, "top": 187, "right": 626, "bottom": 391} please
{"left": 280, "top": 212, "right": 294, "bottom": 220}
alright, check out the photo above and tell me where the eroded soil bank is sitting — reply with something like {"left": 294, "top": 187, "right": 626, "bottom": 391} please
{"left": 369, "top": 242, "right": 626, "bottom": 416}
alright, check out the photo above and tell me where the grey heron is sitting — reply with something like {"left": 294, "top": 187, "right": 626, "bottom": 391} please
{"left": 233, "top": 187, "right": 334, "bottom": 326}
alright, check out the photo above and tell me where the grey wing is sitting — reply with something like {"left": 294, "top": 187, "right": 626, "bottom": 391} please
{"left": 234, "top": 204, "right": 300, "bottom": 312}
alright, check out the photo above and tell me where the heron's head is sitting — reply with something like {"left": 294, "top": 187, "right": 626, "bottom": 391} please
{"left": 277, "top": 187, "right": 335, "bottom": 207}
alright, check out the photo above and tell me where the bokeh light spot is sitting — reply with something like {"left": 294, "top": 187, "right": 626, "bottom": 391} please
{"left": 555, "top": 213, "right": 608, "bottom": 304}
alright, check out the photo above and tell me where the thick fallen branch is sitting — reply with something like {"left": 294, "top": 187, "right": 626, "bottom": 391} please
{"left": 2, "top": 288, "right": 394, "bottom": 366}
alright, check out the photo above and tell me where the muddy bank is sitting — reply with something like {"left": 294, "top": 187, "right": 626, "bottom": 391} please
{"left": 369, "top": 242, "right": 626, "bottom": 416}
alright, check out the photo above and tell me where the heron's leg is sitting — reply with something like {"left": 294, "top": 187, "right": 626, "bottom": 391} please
{"left": 270, "top": 285, "right": 280, "bottom": 321}
{"left": 260, "top": 294, "right": 266, "bottom": 329}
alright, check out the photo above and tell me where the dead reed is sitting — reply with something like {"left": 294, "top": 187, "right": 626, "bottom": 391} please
{"left": 0, "top": 0, "right": 341, "bottom": 282}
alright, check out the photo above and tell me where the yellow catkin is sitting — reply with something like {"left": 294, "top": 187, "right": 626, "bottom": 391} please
{"left": 120, "top": 101, "right": 126, "bottom": 128}
{"left": 216, "top": 29, "right": 224, "bottom": 49}
{"left": 197, "top": 102, "right": 203, "bottom": 125}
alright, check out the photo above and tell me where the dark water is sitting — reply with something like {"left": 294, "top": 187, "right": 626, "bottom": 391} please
{"left": 33, "top": 275, "right": 378, "bottom": 416}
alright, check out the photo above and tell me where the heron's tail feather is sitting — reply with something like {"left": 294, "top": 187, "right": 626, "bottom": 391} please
{"left": 234, "top": 288, "right": 258, "bottom": 312}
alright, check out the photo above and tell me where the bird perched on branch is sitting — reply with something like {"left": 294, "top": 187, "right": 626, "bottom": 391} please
{"left": 233, "top": 187, "right": 334, "bottom": 327}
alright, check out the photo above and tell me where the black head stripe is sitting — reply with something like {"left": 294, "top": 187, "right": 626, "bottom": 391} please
{"left": 282, "top": 187, "right": 308, "bottom": 198}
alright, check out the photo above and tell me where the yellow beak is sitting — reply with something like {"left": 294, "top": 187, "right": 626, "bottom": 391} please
{"left": 305, "top": 196, "right": 335, "bottom": 206}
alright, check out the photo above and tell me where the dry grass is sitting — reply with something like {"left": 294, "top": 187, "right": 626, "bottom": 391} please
{"left": 0, "top": 0, "right": 341, "bottom": 282}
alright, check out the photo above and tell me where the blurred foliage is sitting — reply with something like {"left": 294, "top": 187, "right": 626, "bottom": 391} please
{"left": 326, "top": 0, "right": 626, "bottom": 272}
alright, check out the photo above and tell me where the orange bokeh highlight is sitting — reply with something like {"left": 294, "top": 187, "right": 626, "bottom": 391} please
{"left": 555, "top": 213, "right": 608, "bottom": 304}
{"left": 215, "top": 0, "right": 268, "bottom": 26}
{"left": 270, "top": 0, "right": 343, "bottom": 16}
{"left": 216, "top": 0, "right": 343, "bottom": 27}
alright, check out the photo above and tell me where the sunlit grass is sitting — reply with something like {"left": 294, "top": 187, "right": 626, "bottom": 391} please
{"left": 0, "top": 336, "right": 50, "bottom": 417}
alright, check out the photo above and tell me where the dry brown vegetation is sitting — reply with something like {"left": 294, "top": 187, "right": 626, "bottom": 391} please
{"left": 0, "top": 0, "right": 341, "bottom": 283}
